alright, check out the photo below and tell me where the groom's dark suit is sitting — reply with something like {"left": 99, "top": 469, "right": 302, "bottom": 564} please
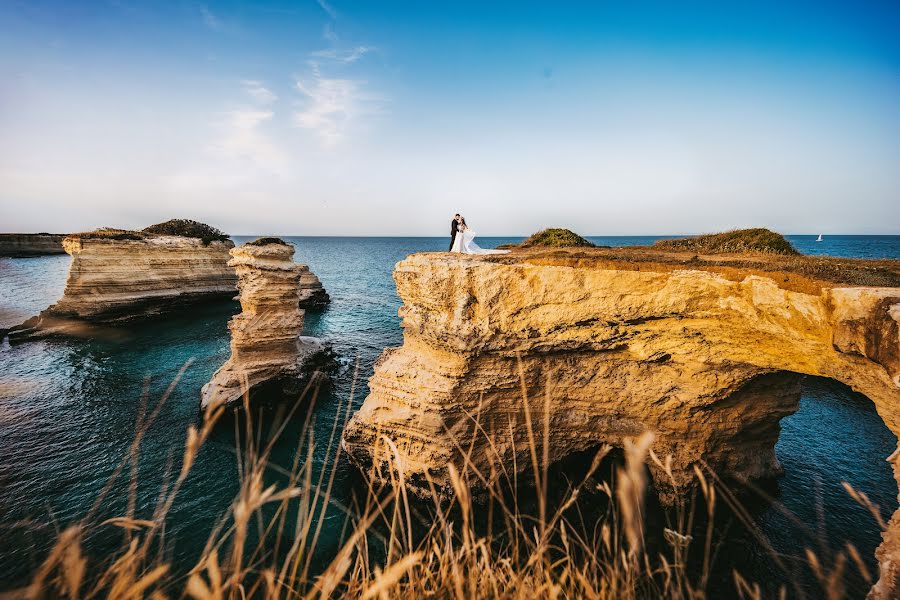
{"left": 449, "top": 219, "right": 459, "bottom": 251}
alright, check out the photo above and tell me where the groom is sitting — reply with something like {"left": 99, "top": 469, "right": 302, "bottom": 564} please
{"left": 448, "top": 213, "right": 460, "bottom": 251}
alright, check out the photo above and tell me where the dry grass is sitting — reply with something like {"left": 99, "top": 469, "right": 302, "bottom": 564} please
{"left": 2, "top": 366, "right": 882, "bottom": 600}
{"left": 68, "top": 228, "right": 147, "bottom": 242}
{"left": 504, "top": 246, "right": 900, "bottom": 292}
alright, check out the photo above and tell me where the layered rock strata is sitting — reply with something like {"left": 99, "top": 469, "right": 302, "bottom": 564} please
{"left": 8, "top": 235, "right": 236, "bottom": 339}
{"left": 0, "top": 233, "right": 66, "bottom": 256}
{"left": 342, "top": 250, "right": 900, "bottom": 598}
{"left": 201, "top": 242, "right": 330, "bottom": 409}
{"left": 298, "top": 269, "right": 331, "bottom": 309}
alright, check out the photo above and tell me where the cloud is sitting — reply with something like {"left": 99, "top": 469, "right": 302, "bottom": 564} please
{"left": 323, "top": 23, "right": 339, "bottom": 43}
{"left": 242, "top": 80, "right": 277, "bottom": 104}
{"left": 200, "top": 6, "right": 223, "bottom": 31}
{"left": 294, "top": 38, "right": 385, "bottom": 146}
{"left": 210, "top": 109, "right": 288, "bottom": 174}
{"left": 294, "top": 74, "right": 385, "bottom": 147}
{"left": 315, "top": 0, "right": 337, "bottom": 20}
{"left": 309, "top": 45, "right": 375, "bottom": 65}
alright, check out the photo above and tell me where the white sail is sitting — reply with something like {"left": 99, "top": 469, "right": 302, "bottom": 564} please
{"left": 816, "top": 234, "right": 823, "bottom": 242}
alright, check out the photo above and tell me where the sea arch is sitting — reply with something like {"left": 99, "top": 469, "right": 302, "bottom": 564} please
{"left": 341, "top": 253, "right": 900, "bottom": 597}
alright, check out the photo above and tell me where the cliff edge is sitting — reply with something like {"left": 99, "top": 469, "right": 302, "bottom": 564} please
{"left": 8, "top": 227, "right": 237, "bottom": 340}
{"left": 341, "top": 246, "right": 900, "bottom": 599}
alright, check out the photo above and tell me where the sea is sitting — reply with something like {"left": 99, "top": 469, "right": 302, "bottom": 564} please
{"left": 0, "top": 235, "right": 898, "bottom": 598}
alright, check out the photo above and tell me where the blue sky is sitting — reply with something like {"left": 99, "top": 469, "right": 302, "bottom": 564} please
{"left": 1, "top": 0, "right": 898, "bottom": 235}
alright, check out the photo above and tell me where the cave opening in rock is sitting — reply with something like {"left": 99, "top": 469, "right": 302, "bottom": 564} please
{"left": 516, "top": 372, "right": 899, "bottom": 598}
{"left": 704, "top": 373, "right": 898, "bottom": 598}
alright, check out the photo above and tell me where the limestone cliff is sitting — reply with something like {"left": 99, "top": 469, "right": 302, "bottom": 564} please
{"left": 9, "top": 234, "right": 236, "bottom": 339}
{"left": 342, "top": 249, "right": 900, "bottom": 598}
{"left": 201, "top": 241, "right": 331, "bottom": 409}
{"left": 0, "top": 233, "right": 66, "bottom": 257}
{"left": 298, "top": 269, "right": 331, "bottom": 309}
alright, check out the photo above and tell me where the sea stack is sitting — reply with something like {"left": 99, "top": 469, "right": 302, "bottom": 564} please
{"left": 7, "top": 220, "right": 237, "bottom": 340}
{"left": 200, "top": 239, "right": 330, "bottom": 410}
{"left": 298, "top": 269, "right": 331, "bottom": 309}
{"left": 0, "top": 233, "right": 67, "bottom": 257}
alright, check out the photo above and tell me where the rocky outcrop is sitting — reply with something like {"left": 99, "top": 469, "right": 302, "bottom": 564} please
{"left": 341, "top": 250, "right": 900, "bottom": 598}
{"left": 8, "top": 234, "right": 236, "bottom": 339}
{"left": 0, "top": 233, "right": 66, "bottom": 256}
{"left": 298, "top": 269, "right": 331, "bottom": 309}
{"left": 201, "top": 241, "right": 331, "bottom": 410}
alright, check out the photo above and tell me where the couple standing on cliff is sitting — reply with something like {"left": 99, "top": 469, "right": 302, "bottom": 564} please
{"left": 448, "top": 214, "right": 509, "bottom": 255}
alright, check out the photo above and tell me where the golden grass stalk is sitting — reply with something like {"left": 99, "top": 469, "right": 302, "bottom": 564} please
{"left": 3, "top": 366, "right": 883, "bottom": 600}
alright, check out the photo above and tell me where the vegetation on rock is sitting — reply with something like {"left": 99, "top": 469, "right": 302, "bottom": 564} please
{"left": 70, "top": 220, "right": 230, "bottom": 245}
{"left": 653, "top": 228, "right": 799, "bottom": 255}
{"left": 70, "top": 228, "right": 146, "bottom": 241}
{"left": 505, "top": 228, "right": 595, "bottom": 249}
{"left": 142, "top": 219, "right": 230, "bottom": 245}
{"left": 12, "top": 379, "right": 879, "bottom": 600}
{"left": 245, "top": 237, "right": 290, "bottom": 247}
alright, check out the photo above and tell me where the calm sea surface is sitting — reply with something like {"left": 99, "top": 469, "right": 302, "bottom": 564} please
{"left": 0, "top": 235, "right": 898, "bottom": 597}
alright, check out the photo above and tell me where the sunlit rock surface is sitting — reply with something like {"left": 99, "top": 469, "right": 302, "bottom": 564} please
{"left": 201, "top": 242, "right": 330, "bottom": 409}
{"left": 7, "top": 235, "right": 236, "bottom": 340}
{"left": 342, "top": 249, "right": 900, "bottom": 599}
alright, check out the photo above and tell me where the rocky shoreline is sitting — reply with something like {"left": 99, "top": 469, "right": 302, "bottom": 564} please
{"left": 341, "top": 246, "right": 900, "bottom": 599}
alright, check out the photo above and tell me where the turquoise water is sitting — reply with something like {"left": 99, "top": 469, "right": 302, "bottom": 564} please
{"left": 0, "top": 235, "right": 898, "bottom": 597}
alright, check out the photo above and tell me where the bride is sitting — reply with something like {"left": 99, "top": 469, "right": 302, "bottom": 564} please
{"left": 451, "top": 217, "right": 510, "bottom": 255}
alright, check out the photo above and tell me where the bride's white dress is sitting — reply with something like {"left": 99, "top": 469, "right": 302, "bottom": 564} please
{"left": 451, "top": 228, "right": 510, "bottom": 255}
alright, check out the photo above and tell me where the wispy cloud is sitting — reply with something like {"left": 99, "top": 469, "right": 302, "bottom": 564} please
{"left": 323, "top": 23, "right": 339, "bottom": 43}
{"left": 294, "top": 74, "right": 385, "bottom": 147}
{"left": 242, "top": 80, "right": 277, "bottom": 104}
{"left": 294, "top": 33, "right": 386, "bottom": 147}
{"left": 309, "top": 45, "right": 375, "bottom": 65}
{"left": 315, "top": 0, "right": 337, "bottom": 20}
{"left": 211, "top": 109, "right": 287, "bottom": 174}
{"left": 200, "top": 6, "right": 223, "bottom": 31}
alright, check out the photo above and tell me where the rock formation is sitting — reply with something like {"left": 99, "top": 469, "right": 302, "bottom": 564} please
{"left": 8, "top": 233, "right": 236, "bottom": 340}
{"left": 341, "top": 249, "right": 900, "bottom": 598}
{"left": 298, "top": 269, "right": 331, "bottom": 309}
{"left": 0, "top": 233, "right": 66, "bottom": 257}
{"left": 201, "top": 240, "right": 331, "bottom": 410}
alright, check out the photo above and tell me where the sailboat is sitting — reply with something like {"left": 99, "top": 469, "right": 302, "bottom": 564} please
{"left": 816, "top": 234, "right": 823, "bottom": 242}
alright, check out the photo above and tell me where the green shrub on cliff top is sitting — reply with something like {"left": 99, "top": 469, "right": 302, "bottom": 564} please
{"left": 142, "top": 219, "right": 230, "bottom": 245}
{"left": 245, "top": 237, "right": 289, "bottom": 247}
{"left": 516, "top": 228, "right": 595, "bottom": 248}
{"left": 653, "top": 228, "right": 800, "bottom": 255}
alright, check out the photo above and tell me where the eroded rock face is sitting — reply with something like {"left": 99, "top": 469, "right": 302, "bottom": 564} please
{"left": 298, "top": 269, "right": 331, "bottom": 309}
{"left": 8, "top": 235, "right": 237, "bottom": 340}
{"left": 341, "top": 252, "right": 900, "bottom": 598}
{"left": 201, "top": 243, "right": 330, "bottom": 410}
{"left": 0, "top": 233, "right": 66, "bottom": 257}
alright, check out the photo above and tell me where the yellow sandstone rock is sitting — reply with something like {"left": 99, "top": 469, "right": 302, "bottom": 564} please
{"left": 342, "top": 250, "right": 900, "bottom": 599}
{"left": 8, "top": 234, "right": 237, "bottom": 339}
{"left": 201, "top": 241, "right": 330, "bottom": 409}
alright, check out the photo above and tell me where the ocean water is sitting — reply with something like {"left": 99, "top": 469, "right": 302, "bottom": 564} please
{"left": 0, "top": 235, "right": 898, "bottom": 597}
